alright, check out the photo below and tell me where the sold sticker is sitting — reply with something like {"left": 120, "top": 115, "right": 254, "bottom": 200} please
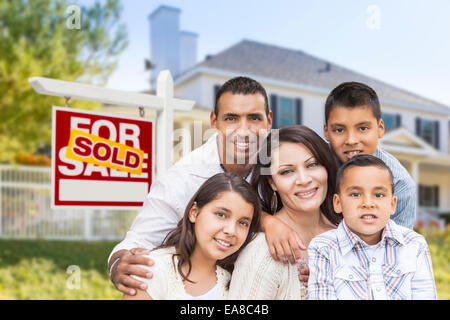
{"left": 66, "top": 129, "right": 145, "bottom": 175}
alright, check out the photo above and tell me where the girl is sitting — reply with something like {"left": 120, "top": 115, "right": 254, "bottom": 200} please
{"left": 122, "top": 172, "right": 261, "bottom": 300}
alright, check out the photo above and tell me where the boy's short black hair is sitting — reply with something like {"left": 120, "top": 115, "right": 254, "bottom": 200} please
{"left": 335, "top": 154, "right": 394, "bottom": 194}
{"left": 325, "top": 82, "right": 381, "bottom": 123}
{"left": 214, "top": 76, "right": 269, "bottom": 117}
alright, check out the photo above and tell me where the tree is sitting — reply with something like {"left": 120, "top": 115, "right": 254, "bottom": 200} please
{"left": 0, "top": 0, "right": 128, "bottom": 163}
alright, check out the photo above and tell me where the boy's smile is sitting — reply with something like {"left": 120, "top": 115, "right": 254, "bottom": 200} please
{"left": 324, "top": 105, "right": 385, "bottom": 164}
{"left": 333, "top": 165, "right": 397, "bottom": 245}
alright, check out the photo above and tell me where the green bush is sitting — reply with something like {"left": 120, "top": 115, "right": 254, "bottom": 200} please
{"left": 0, "top": 226, "right": 449, "bottom": 300}
{"left": 0, "top": 239, "right": 121, "bottom": 300}
{"left": 415, "top": 225, "right": 450, "bottom": 300}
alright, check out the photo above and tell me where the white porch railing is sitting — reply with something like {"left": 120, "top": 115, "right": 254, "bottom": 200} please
{"left": 0, "top": 165, "right": 138, "bottom": 240}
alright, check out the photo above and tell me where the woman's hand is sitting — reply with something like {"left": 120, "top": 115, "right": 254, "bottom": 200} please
{"left": 261, "top": 212, "right": 306, "bottom": 265}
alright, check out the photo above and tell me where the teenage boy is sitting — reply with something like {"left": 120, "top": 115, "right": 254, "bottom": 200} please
{"left": 108, "top": 76, "right": 307, "bottom": 296}
{"left": 308, "top": 155, "right": 437, "bottom": 300}
{"left": 323, "top": 81, "right": 416, "bottom": 229}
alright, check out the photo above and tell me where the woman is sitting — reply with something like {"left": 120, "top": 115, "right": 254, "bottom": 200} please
{"left": 227, "top": 125, "right": 342, "bottom": 299}
{"left": 123, "top": 172, "right": 261, "bottom": 300}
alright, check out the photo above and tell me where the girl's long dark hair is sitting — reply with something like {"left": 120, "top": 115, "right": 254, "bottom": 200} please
{"left": 157, "top": 172, "right": 261, "bottom": 283}
{"left": 251, "top": 125, "right": 341, "bottom": 226}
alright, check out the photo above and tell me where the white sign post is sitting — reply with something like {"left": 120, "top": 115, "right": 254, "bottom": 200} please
{"left": 29, "top": 70, "right": 195, "bottom": 178}
{"left": 28, "top": 70, "right": 195, "bottom": 209}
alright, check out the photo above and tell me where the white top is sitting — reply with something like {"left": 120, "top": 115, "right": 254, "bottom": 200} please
{"left": 228, "top": 233, "right": 307, "bottom": 300}
{"left": 109, "top": 133, "right": 225, "bottom": 263}
{"left": 187, "top": 284, "right": 218, "bottom": 300}
{"left": 131, "top": 247, "right": 231, "bottom": 300}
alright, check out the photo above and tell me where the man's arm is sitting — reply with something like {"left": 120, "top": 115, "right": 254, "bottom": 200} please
{"left": 109, "top": 248, "right": 154, "bottom": 296}
{"left": 122, "top": 288, "right": 152, "bottom": 300}
{"left": 108, "top": 171, "right": 184, "bottom": 295}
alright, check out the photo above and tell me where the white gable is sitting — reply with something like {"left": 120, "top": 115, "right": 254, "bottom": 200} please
{"left": 380, "top": 127, "right": 438, "bottom": 157}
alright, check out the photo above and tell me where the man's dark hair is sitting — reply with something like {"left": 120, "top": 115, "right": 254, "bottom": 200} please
{"left": 214, "top": 76, "right": 269, "bottom": 117}
{"left": 325, "top": 82, "right": 381, "bottom": 123}
{"left": 335, "top": 154, "right": 394, "bottom": 194}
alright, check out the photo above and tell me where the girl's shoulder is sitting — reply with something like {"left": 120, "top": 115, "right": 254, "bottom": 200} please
{"left": 149, "top": 246, "right": 176, "bottom": 258}
{"left": 146, "top": 246, "right": 178, "bottom": 271}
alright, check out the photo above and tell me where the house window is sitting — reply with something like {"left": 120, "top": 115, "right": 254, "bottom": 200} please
{"left": 422, "top": 120, "right": 434, "bottom": 145}
{"left": 416, "top": 118, "right": 440, "bottom": 149}
{"left": 418, "top": 184, "right": 439, "bottom": 207}
{"left": 382, "top": 112, "right": 401, "bottom": 131}
{"left": 270, "top": 94, "right": 302, "bottom": 129}
{"left": 279, "top": 97, "right": 296, "bottom": 127}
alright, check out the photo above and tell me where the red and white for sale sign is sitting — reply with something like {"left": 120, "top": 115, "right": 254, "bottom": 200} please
{"left": 52, "top": 106, "right": 153, "bottom": 208}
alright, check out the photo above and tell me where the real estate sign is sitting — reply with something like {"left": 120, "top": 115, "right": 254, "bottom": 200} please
{"left": 52, "top": 107, "right": 153, "bottom": 208}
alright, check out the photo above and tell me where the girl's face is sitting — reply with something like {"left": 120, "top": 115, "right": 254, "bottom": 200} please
{"left": 270, "top": 142, "right": 328, "bottom": 214}
{"left": 189, "top": 191, "right": 254, "bottom": 262}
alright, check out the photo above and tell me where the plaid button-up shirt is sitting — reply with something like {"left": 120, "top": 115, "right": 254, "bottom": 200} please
{"left": 308, "top": 220, "right": 437, "bottom": 300}
{"left": 373, "top": 148, "right": 416, "bottom": 229}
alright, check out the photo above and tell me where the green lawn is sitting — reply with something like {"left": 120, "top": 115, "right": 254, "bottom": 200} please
{"left": 0, "top": 226, "right": 448, "bottom": 300}
{"left": 0, "top": 239, "right": 121, "bottom": 300}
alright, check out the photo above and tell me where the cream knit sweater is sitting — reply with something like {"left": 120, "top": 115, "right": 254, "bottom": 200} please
{"left": 228, "top": 233, "right": 307, "bottom": 300}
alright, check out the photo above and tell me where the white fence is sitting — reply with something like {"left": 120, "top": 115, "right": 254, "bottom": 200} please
{"left": 0, "top": 165, "right": 138, "bottom": 240}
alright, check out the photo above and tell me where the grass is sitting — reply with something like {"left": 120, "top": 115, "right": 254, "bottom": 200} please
{"left": 0, "top": 226, "right": 448, "bottom": 300}
{"left": 0, "top": 239, "right": 121, "bottom": 300}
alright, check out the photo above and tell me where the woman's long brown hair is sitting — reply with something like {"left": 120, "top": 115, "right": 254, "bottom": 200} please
{"left": 157, "top": 172, "right": 261, "bottom": 283}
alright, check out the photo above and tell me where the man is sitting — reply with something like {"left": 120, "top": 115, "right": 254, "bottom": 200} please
{"left": 109, "top": 76, "right": 307, "bottom": 295}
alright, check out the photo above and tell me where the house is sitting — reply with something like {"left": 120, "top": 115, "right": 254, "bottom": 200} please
{"left": 103, "top": 5, "right": 450, "bottom": 227}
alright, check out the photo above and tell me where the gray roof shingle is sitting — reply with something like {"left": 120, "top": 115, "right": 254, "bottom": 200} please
{"left": 195, "top": 39, "right": 450, "bottom": 113}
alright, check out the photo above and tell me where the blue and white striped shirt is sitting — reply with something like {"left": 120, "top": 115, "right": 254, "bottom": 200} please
{"left": 373, "top": 147, "right": 417, "bottom": 229}
{"left": 308, "top": 220, "right": 437, "bottom": 300}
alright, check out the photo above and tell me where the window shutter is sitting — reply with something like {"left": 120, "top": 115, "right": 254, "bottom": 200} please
{"left": 295, "top": 98, "right": 303, "bottom": 125}
{"left": 270, "top": 94, "right": 278, "bottom": 129}
{"left": 395, "top": 114, "right": 402, "bottom": 128}
{"left": 415, "top": 118, "right": 422, "bottom": 136}
{"left": 433, "top": 185, "right": 439, "bottom": 207}
{"left": 213, "top": 85, "right": 221, "bottom": 99}
{"left": 434, "top": 120, "right": 440, "bottom": 150}
{"left": 418, "top": 184, "right": 424, "bottom": 206}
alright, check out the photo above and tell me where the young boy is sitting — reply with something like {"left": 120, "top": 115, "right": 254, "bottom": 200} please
{"left": 308, "top": 155, "right": 437, "bottom": 300}
{"left": 323, "top": 82, "right": 416, "bottom": 229}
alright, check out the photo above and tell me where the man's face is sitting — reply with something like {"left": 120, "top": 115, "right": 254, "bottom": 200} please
{"left": 333, "top": 165, "right": 397, "bottom": 245}
{"left": 324, "top": 105, "right": 385, "bottom": 164}
{"left": 211, "top": 92, "right": 272, "bottom": 165}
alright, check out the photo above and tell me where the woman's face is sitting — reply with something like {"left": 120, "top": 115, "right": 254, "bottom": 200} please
{"left": 270, "top": 142, "right": 328, "bottom": 214}
{"left": 189, "top": 191, "right": 254, "bottom": 262}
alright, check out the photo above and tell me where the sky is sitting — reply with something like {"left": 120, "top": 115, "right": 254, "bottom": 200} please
{"left": 87, "top": 0, "right": 450, "bottom": 107}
